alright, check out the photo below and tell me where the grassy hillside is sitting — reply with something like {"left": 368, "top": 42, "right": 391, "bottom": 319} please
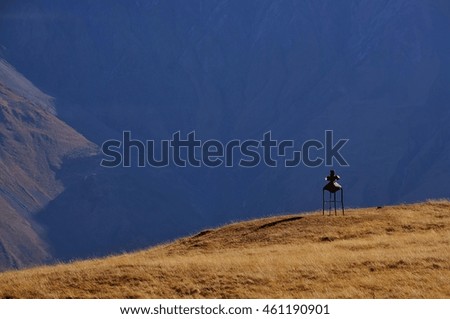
{"left": 0, "top": 200, "right": 449, "bottom": 298}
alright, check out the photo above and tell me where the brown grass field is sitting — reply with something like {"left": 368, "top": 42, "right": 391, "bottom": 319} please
{"left": 0, "top": 200, "right": 449, "bottom": 298}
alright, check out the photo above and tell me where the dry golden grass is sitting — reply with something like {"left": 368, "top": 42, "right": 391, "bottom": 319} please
{"left": 0, "top": 200, "right": 449, "bottom": 298}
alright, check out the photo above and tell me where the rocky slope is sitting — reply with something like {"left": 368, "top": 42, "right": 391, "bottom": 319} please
{"left": 0, "top": 59, "right": 97, "bottom": 269}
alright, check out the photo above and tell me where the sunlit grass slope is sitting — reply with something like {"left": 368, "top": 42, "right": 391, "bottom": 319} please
{"left": 0, "top": 200, "right": 449, "bottom": 298}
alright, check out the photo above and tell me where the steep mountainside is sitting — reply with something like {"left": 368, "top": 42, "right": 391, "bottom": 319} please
{"left": 0, "top": 59, "right": 97, "bottom": 269}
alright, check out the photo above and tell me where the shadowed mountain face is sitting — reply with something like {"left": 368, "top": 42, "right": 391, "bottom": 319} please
{"left": 0, "top": 0, "right": 450, "bottom": 266}
{"left": 0, "top": 59, "right": 97, "bottom": 269}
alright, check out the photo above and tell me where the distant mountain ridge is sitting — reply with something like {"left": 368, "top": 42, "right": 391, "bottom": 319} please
{"left": 0, "top": 59, "right": 97, "bottom": 269}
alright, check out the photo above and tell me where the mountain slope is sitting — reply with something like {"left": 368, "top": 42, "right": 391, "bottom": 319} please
{"left": 1, "top": 0, "right": 449, "bottom": 210}
{"left": 0, "top": 200, "right": 448, "bottom": 298}
{"left": 0, "top": 59, "right": 97, "bottom": 269}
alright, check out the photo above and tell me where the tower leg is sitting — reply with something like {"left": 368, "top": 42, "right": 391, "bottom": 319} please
{"left": 329, "top": 191, "right": 332, "bottom": 215}
{"left": 341, "top": 188, "right": 345, "bottom": 215}
{"left": 334, "top": 192, "right": 337, "bottom": 215}
{"left": 322, "top": 189, "right": 325, "bottom": 215}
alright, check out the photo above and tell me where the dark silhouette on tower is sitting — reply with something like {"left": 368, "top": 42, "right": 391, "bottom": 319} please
{"left": 323, "top": 170, "right": 344, "bottom": 215}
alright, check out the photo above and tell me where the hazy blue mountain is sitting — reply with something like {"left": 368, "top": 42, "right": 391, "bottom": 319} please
{"left": 1, "top": 0, "right": 450, "bottom": 266}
